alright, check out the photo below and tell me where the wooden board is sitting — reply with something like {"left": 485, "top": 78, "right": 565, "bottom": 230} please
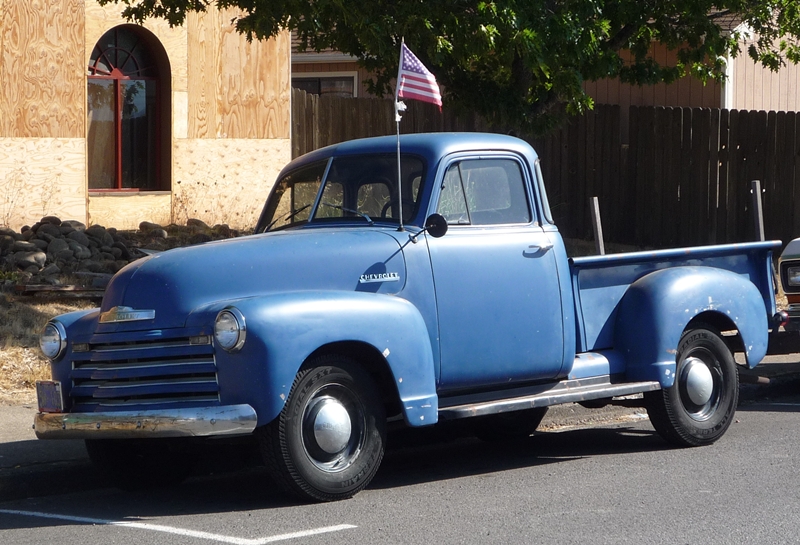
{"left": 173, "top": 138, "right": 291, "bottom": 228}
{"left": 187, "top": 6, "right": 290, "bottom": 140}
{"left": 0, "top": 138, "right": 86, "bottom": 229}
{"left": 0, "top": 0, "right": 85, "bottom": 138}
{"left": 88, "top": 193, "right": 172, "bottom": 230}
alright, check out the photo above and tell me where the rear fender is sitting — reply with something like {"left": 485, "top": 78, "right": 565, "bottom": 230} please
{"left": 191, "top": 291, "right": 437, "bottom": 428}
{"left": 614, "top": 266, "right": 769, "bottom": 387}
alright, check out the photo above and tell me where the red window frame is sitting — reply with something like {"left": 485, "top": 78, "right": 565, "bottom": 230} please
{"left": 88, "top": 28, "right": 161, "bottom": 191}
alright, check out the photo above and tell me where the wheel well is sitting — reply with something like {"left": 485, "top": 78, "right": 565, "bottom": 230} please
{"left": 685, "top": 311, "right": 743, "bottom": 353}
{"left": 306, "top": 341, "right": 402, "bottom": 418}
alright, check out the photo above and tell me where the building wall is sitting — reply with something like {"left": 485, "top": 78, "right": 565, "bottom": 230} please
{"left": 0, "top": 0, "right": 290, "bottom": 231}
{"left": 728, "top": 50, "right": 800, "bottom": 111}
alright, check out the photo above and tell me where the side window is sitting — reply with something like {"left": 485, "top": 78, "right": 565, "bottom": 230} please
{"left": 437, "top": 158, "right": 531, "bottom": 226}
{"left": 438, "top": 164, "right": 469, "bottom": 224}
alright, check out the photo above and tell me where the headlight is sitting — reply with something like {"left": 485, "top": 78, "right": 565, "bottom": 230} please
{"left": 788, "top": 266, "right": 800, "bottom": 286}
{"left": 39, "top": 321, "right": 66, "bottom": 360}
{"left": 214, "top": 308, "right": 246, "bottom": 352}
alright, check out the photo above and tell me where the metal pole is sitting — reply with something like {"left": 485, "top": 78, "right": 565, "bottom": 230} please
{"left": 751, "top": 180, "right": 765, "bottom": 242}
{"left": 394, "top": 38, "right": 406, "bottom": 232}
{"left": 591, "top": 196, "right": 606, "bottom": 255}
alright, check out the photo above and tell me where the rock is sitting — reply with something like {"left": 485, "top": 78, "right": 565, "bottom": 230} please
{"left": 40, "top": 216, "right": 62, "bottom": 226}
{"left": 112, "top": 242, "right": 131, "bottom": 260}
{"left": 12, "top": 240, "right": 38, "bottom": 252}
{"left": 187, "top": 218, "right": 210, "bottom": 230}
{"left": 47, "top": 238, "right": 70, "bottom": 255}
{"left": 150, "top": 229, "right": 168, "bottom": 239}
{"left": 77, "top": 260, "right": 105, "bottom": 273}
{"left": 67, "top": 240, "right": 92, "bottom": 260}
{"left": 189, "top": 233, "right": 212, "bottom": 245}
{"left": 40, "top": 263, "right": 61, "bottom": 277}
{"left": 14, "top": 251, "right": 46, "bottom": 269}
{"left": 67, "top": 230, "right": 91, "bottom": 247}
{"left": 212, "top": 224, "right": 233, "bottom": 237}
{"left": 0, "top": 235, "right": 14, "bottom": 252}
{"left": 61, "top": 220, "right": 86, "bottom": 231}
{"left": 59, "top": 224, "right": 76, "bottom": 236}
{"left": 21, "top": 229, "right": 35, "bottom": 241}
{"left": 36, "top": 223, "right": 61, "bottom": 237}
{"left": 139, "top": 221, "right": 163, "bottom": 232}
{"left": 55, "top": 249, "right": 75, "bottom": 261}
{"left": 30, "top": 239, "right": 49, "bottom": 250}
{"left": 85, "top": 225, "right": 115, "bottom": 247}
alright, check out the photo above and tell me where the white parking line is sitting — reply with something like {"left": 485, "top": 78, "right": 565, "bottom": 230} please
{"left": 0, "top": 509, "right": 357, "bottom": 544}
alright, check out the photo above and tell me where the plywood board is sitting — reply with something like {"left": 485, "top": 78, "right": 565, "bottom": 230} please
{"left": 85, "top": 0, "right": 188, "bottom": 92}
{"left": 88, "top": 193, "right": 172, "bottom": 230}
{"left": 173, "top": 138, "right": 290, "bottom": 228}
{"left": 0, "top": 0, "right": 85, "bottom": 138}
{"left": 0, "top": 138, "right": 86, "bottom": 230}
{"left": 188, "top": 7, "right": 290, "bottom": 140}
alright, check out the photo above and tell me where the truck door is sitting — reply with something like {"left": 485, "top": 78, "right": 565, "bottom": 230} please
{"left": 428, "top": 156, "right": 565, "bottom": 392}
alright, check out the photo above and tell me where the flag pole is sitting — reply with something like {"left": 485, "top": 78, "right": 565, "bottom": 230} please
{"left": 394, "top": 38, "right": 406, "bottom": 232}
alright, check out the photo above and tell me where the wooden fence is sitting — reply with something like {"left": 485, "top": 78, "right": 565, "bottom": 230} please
{"left": 292, "top": 88, "right": 800, "bottom": 249}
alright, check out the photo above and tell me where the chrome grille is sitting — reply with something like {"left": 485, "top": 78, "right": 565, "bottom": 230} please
{"left": 70, "top": 334, "right": 218, "bottom": 411}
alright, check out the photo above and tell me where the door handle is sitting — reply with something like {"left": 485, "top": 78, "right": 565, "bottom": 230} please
{"left": 523, "top": 243, "right": 553, "bottom": 257}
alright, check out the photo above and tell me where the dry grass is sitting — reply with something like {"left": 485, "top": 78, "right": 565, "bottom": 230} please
{"left": 0, "top": 293, "right": 93, "bottom": 405}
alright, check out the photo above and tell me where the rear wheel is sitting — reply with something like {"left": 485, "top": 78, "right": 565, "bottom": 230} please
{"left": 645, "top": 326, "right": 738, "bottom": 447}
{"left": 258, "top": 355, "right": 386, "bottom": 502}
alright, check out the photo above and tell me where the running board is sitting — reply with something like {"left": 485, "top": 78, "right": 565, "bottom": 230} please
{"left": 438, "top": 376, "right": 661, "bottom": 420}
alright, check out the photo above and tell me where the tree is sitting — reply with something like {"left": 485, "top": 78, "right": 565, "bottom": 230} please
{"left": 100, "top": 0, "right": 800, "bottom": 132}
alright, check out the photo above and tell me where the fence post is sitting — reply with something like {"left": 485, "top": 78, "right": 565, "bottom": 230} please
{"left": 591, "top": 196, "right": 605, "bottom": 255}
{"left": 751, "top": 180, "right": 765, "bottom": 242}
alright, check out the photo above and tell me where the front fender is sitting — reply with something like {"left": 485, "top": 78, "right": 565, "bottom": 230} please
{"left": 190, "top": 291, "right": 437, "bottom": 428}
{"left": 615, "top": 266, "right": 769, "bottom": 387}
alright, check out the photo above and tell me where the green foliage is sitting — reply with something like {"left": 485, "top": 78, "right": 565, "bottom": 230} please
{"left": 99, "top": 0, "right": 800, "bottom": 133}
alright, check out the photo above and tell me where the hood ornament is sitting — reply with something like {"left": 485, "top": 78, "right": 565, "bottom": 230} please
{"left": 99, "top": 306, "right": 156, "bottom": 323}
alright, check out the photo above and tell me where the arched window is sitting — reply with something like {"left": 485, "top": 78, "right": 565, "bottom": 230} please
{"left": 87, "top": 27, "right": 167, "bottom": 191}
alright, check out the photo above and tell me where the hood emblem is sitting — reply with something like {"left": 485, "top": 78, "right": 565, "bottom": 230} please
{"left": 99, "top": 306, "right": 156, "bottom": 323}
{"left": 359, "top": 272, "right": 400, "bottom": 284}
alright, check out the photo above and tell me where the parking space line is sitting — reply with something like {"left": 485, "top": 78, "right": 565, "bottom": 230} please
{"left": 0, "top": 509, "right": 357, "bottom": 544}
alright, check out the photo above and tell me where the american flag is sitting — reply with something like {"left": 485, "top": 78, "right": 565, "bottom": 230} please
{"left": 396, "top": 43, "right": 442, "bottom": 109}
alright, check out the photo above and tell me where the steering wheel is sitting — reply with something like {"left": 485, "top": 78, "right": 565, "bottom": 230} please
{"left": 380, "top": 199, "right": 416, "bottom": 219}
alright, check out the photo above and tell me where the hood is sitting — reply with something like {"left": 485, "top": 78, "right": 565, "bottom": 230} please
{"left": 98, "top": 228, "right": 407, "bottom": 331}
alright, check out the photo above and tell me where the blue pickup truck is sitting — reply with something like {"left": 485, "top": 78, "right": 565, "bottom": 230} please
{"left": 34, "top": 133, "right": 783, "bottom": 502}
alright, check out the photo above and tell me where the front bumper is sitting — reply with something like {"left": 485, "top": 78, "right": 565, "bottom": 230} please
{"left": 34, "top": 404, "right": 258, "bottom": 440}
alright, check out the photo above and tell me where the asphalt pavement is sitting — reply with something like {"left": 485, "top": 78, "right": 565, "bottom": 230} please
{"left": 2, "top": 352, "right": 800, "bottom": 503}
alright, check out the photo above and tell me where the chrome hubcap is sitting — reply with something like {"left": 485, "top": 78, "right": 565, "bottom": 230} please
{"left": 683, "top": 357, "right": 714, "bottom": 406}
{"left": 311, "top": 397, "right": 352, "bottom": 454}
{"left": 301, "top": 385, "right": 365, "bottom": 472}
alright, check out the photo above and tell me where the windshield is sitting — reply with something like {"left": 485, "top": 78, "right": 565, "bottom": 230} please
{"left": 257, "top": 154, "right": 426, "bottom": 232}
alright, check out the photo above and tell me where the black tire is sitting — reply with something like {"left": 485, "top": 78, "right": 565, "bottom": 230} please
{"left": 645, "top": 326, "right": 738, "bottom": 447}
{"left": 85, "top": 438, "right": 196, "bottom": 491}
{"left": 472, "top": 407, "right": 549, "bottom": 442}
{"left": 258, "top": 355, "right": 386, "bottom": 502}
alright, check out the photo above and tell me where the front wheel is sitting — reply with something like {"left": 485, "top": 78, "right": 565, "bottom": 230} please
{"left": 258, "top": 355, "right": 386, "bottom": 502}
{"left": 645, "top": 326, "right": 738, "bottom": 447}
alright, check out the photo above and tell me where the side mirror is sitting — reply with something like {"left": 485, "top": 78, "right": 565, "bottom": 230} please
{"left": 409, "top": 213, "right": 448, "bottom": 243}
{"left": 425, "top": 213, "right": 448, "bottom": 238}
